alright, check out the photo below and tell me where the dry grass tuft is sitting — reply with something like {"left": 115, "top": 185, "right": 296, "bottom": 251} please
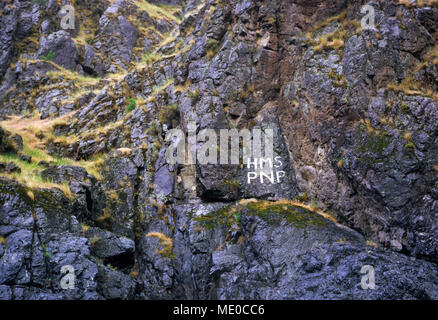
{"left": 314, "top": 30, "right": 346, "bottom": 52}
{"left": 0, "top": 114, "right": 104, "bottom": 195}
{"left": 146, "top": 232, "right": 174, "bottom": 258}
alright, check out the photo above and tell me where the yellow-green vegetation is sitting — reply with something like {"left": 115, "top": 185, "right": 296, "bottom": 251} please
{"left": 129, "top": 264, "right": 139, "bottom": 278}
{"left": 46, "top": 67, "right": 101, "bottom": 87}
{"left": 142, "top": 52, "right": 161, "bottom": 66}
{"left": 387, "top": 74, "right": 438, "bottom": 101}
{"left": 40, "top": 50, "right": 55, "bottom": 62}
{"left": 194, "top": 199, "right": 336, "bottom": 231}
{"left": 158, "top": 103, "right": 179, "bottom": 125}
{"left": 96, "top": 208, "right": 114, "bottom": 229}
{"left": 224, "top": 178, "right": 239, "bottom": 188}
{"left": 90, "top": 236, "right": 100, "bottom": 247}
{"left": 79, "top": 120, "right": 124, "bottom": 141}
{"left": 146, "top": 232, "right": 174, "bottom": 258}
{"left": 74, "top": 27, "right": 97, "bottom": 47}
{"left": 188, "top": 87, "right": 201, "bottom": 102}
{"left": 135, "top": 0, "right": 181, "bottom": 23}
{"left": 0, "top": 236, "right": 6, "bottom": 245}
{"left": 426, "top": 45, "right": 438, "bottom": 65}
{"left": 387, "top": 44, "right": 438, "bottom": 100}
{"left": 0, "top": 115, "right": 104, "bottom": 196}
{"left": 366, "top": 240, "right": 378, "bottom": 248}
{"left": 417, "top": 44, "right": 438, "bottom": 71}
{"left": 401, "top": 102, "right": 411, "bottom": 114}
{"left": 357, "top": 119, "right": 392, "bottom": 162}
{"left": 404, "top": 131, "right": 415, "bottom": 151}
{"left": 107, "top": 192, "right": 119, "bottom": 202}
{"left": 314, "top": 30, "right": 346, "bottom": 52}
{"left": 206, "top": 39, "right": 220, "bottom": 59}
{"left": 14, "top": 33, "right": 40, "bottom": 55}
{"left": 81, "top": 224, "right": 91, "bottom": 236}
{"left": 418, "top": 0, "right": 438, "bottom": 5}
{"left": 305, "top": 7, "right": 363, "bottom": 54}
{"left": 116, "top": 148, "right": 132, "bottom": 156}
{"left": 183, "top": 1, "right": 206, "bottom": 19}
{"left": 0, "top": 152, "right": 73, "bottom": 197}
{"left": 328, "top": 69, "right": 348, "bottom": 88}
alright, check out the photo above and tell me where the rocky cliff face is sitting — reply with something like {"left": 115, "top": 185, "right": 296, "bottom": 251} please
{"left": 0, "top": 0, "right": 438, "bottom": 300}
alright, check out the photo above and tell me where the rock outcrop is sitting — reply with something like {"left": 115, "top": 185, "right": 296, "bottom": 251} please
{"left": 1, "top": 0, "right": 438, "bottom": 300}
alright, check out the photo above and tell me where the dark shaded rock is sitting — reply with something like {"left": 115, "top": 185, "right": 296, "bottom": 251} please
{"left": 41, "top": 165, "right": 91, "bottom": 184}
{"left": 85, "top": 227, "right": 135, "bottom": 270}
{"left": 96, "top": 265, "right": 136, "bottom": 299}
{"left": 5, "top": 162, "right": 21, "bottom": 174}
{"left": 100, "top": 148, "right": 147, "bottom": 238}
{"left": 136, "top": 200, "right": 438, "bottom": 300}
{"left": 41, "top": 165, "right": 106, "bottom": 223}
{"left": 1, "top": 0, "right": 438, "bottom": 301}
{"left": 0, "top": 2, "right": 18, "bottom": 78}
{"left": 81, "top": 44, "right": 105, "bottom": 77}
{"left": 19, "top": 154, "right": 31, "bottom": 163}
{"left": 97, "top": 1, "right": 139, "bottom": 71}
{"left": 38, "top": 160, "right": 50, "bottom": 168}
{"left": 0, "top": 128, "right": 23, "bottom": 154}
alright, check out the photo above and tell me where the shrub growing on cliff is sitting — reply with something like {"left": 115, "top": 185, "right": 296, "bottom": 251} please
{"left": 126, "top": 98, "right": 137, "bottom": 113}
{"left": 40, "top": 50, "right": 55, "bottom": 62}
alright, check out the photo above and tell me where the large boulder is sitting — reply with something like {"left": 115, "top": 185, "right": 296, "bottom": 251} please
{"left": 35, "top": 31, "right": 80, "bottom": 71}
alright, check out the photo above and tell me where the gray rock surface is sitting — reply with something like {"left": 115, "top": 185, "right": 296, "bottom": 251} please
{"left": 35, "top": 31, "right": 80, "bottom": 71}
{"left": 0, "top": 0, "right": 438, "bottom": 300}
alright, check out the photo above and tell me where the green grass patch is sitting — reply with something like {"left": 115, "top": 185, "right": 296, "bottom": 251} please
{"left": 40, "top": 50, "right": 55, "bottom": 61}
{"left": 126, "top": 98, "right": 137, "bottom": 113}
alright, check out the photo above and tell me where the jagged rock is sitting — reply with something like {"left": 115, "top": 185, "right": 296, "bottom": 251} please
{"left": 41, "top": 165, "right": 92, "bottom": 184}
{"left": 81, "top": 44, "right": 105, "bottom": 77}
{"left": 96, "top": 265, "right": 136, "bottom": 299}
{"left": 100, "top": 149, "right": 146, "bottom": 237}
{"left": 0, "top": 177, "right": 137, "bottom": 299}
{"left": 41, "top": 165, "right": 106, "bottom": 222}
{"left": 35, "top": 31, "right": 80, "bottom": 71}
{"left": 34, "top": 89, "right": 70, "bottom": 119}
{"left": 19, "top": 154, "right": 31, "bottom": 163}
{"left": 85, "top": 227, "right": 135, "bottom": 270}
{"left": 154, "top": 146, "right": 175, "bottom": 202}
{"left": 136, "top": 200, "right": 438, "bottom": 299}
{"left": 1, "top": 0, "right": 438, "bottom": 301}
{"left": 0, "top": 128, "right": 23, "bottom": 154}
